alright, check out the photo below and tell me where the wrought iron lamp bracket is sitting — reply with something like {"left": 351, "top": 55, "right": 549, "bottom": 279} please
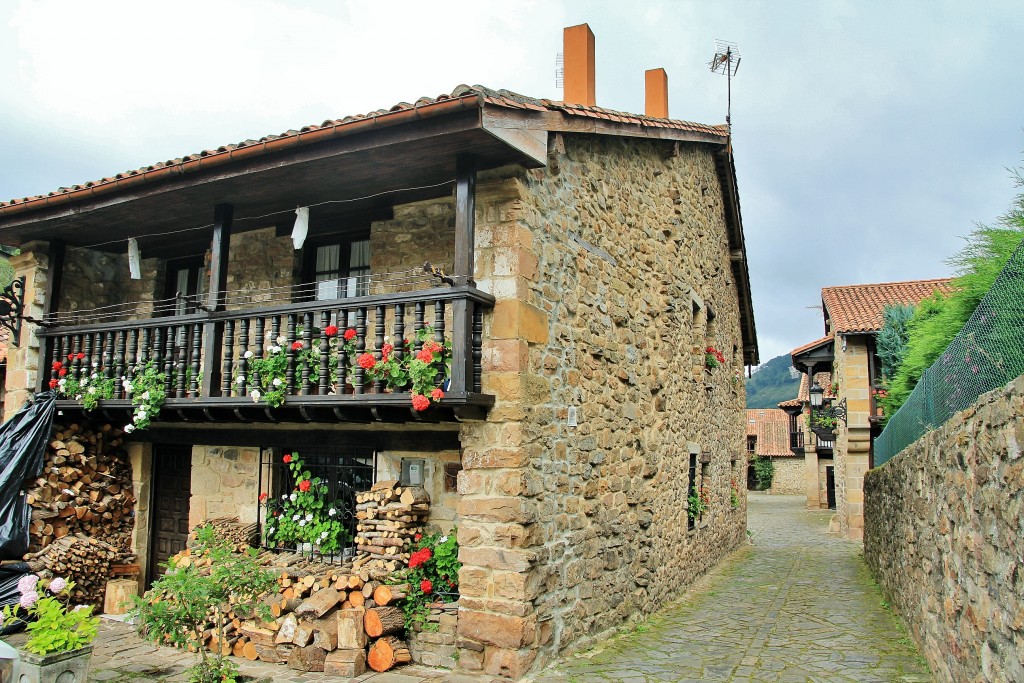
{"left": 0, "top": 276, "right": 26, "bottom": 346}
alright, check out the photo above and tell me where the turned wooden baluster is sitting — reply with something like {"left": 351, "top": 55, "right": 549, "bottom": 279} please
{"left": 113, "top": 331, "right": 126, "bottom": 396}
{"left": 81, "top": 334, "right": 94, "bottom": 381}
{"left": 353, "top": 307, "right": 367, "bottom": 394}
{"left": 413, "top": 302, "right": 425, "bottom": 352}
{"left": 126, "top": 329, "right": 138, "bottom": 397}
{"left": 473, "top": 303, "right": 483, "bottom": 393}
{"left": 189, "top": 324, "right": 202, "bottom": 396}
{"left": 285, "top": 314, "right": 297, "bottom": 394}
{"left": 253, "top": 316, "right": 265, "bottom": 389}
{"left": 336, "top": 308, "right": 349, "bottom": 390}
{"left": 319, "top": 310, "right": 330, "bottom": 395}
{"left": 163, "top": 326, "right": 175, "bottom": 396}
{"left": 238, "top": 319, "right": 250, "bottom": 395}
{"left": 221, "top": 320, "right": 235, "bottom": 397}
{"left": 175, "top": 324, "right": 188, "bottom": 398}
{"left": 434, "top": 300, "right": 445, "bottom": 345}
{"left": 145, "top": 327, "right": 156, "bottom": 370}
{"left": 70, "top": 335, "right": 83, "bottom": 380}
{"left": 374, "top": 305, "right": 385, "bottom": 393}
{"left": 102, "top": 331, "right": 115, "bottom": 379}
{"left": 394, "top": 303, "right": 405, "bottom": 363}
{"left": 300, "top": 312, "right": 313, "bottom": 395}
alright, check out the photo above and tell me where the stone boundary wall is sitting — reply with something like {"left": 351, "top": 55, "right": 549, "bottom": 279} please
{"left": 768, "top": 457, "right": 803, "bottom": 495}
{"left": 864, "top": 373, "right": 1024, "bottom": 683}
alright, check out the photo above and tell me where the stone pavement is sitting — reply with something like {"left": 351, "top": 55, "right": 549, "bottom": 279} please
{"left": 529, "top": 493, "right": 932, "bottom": 683}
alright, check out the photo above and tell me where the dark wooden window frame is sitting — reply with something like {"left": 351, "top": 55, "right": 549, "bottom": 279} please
{"left": 298, "top": 229, "right": 371, "bottom": 303}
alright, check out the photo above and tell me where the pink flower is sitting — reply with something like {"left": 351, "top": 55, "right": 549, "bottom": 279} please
{"left": 344, "top": 328, "right": 357, "bottom": 341}
{"left": 431, "top": 387, "right": 444, "bottom": 401}
{"left": 357, "top": 353, "right": 377, "bottom": 370}
{"left": 47, "top": 577, "right": 67, "bottom": 594}
{"left": 291, "top": 341, "right": 304, "bottom": 351}
{"left": 20, "top": 591, "right": 38, "bottom": 609}
{"left": 324, "top": 325, "right": 338, "bottom": 337}
{"left": 411, "top": 394, "right": 431, "bottom": 412}
{"left": 17, "top": 574, "right": 38, "bottom": 594}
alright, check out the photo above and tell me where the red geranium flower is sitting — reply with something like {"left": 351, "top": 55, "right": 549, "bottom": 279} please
{"left": 48, "top": 379, "right": 59, "bottom": 389}
{"left": 408, "top": 547, "right": 433, "bottom": 569}
{"left": 67, "top": 353, "right": 74, "bottom": 361}
{"left": 76, "top": 352, "right": 85, "bottom": 360}
{"left": 283, "top": 453, "right": 293, "bottom": 464}
{"left": 381, "top": 342, "right": 394, "bottom": 361}
{"left": 324, "top": 325, "right": 338, "bottom": 337}
{"left": 416, "top": 348, "right": 434, "bottom": 363}
{"left": 291, "top": 341, "right": 304, "bottom": 351}
{"left": 411, "top": 394, "right": 431, "bottom": 411}
{"left": 414, "top": 533, "right": 422, "bottom": 542}
{"left": 430, "top": 387, "right": 444, "bottom": 401}
{"left": 357, "top": 353, "right": 377, "bottom": 370}
{"left": 344, "top": 328, "right": 357, "bottom": 341}
{"left": 298, "top": 479, "right": 311, "bottom": 492}
{"left": 58, "top": 368, "right": 67, "bottom": 377}
{"left": 51, "top": 361, "right": 62, "bottom": 371}
{"left": 259, "top": 492, "right": 269, "bottom": 502}
{"left": 420, "top": 579, "right": 432, "bottom": 594}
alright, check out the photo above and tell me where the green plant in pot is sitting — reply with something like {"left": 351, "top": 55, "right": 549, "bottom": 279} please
{"left": 1, "top": 574, "right": 99, "bottom": 683}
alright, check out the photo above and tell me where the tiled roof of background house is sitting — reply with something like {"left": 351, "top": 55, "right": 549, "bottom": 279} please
{"left": 746, "top": 409, "right": 792, "bottom": 457}
{"left": 0, "top": 85, "right": 728, "bottom": 212}
{"left": 790, "top": 334, "right": 833, "bottom": 356}
{"left": 777, "top": 371, "right": 834, "bottom": 409}
{"left": 822, "top": 278, "right": 955, "bottom": 334}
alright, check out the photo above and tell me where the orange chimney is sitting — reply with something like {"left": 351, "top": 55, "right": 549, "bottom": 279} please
{"left": 645, "top": 68, "right": 668, "bottom": 118}
{"left": 563, "top": 23, "right": 596, "bottom": 106}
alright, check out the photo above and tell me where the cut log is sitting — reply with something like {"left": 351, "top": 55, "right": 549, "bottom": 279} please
{"left": 324, "top": 648, "right": 367, "bottom": 677}
{"left": 348, "top": 590, "right": 365, "bottom": 607}
{"left": 240, "top": 626, "right": 276, "bottom": 646}
{"left": 242, "top": 641, "right": 259, "bottom": 661}
{"left": 295, "top": 587, "right": 341, "bottom": 618}
{"left": 367, "top": 635, "right": 411, "bottom": 672}
{"left": 271, "top": 597, "right": 301, "bottom": 618}
{"left": 255, "top": 644, "right": 282, "bottom": 662}
{"left": 399, "top": 487, "right": 429, "bottom": 505}
{"left": 373, "top": 583, "right": 409, "bottom": 606}
{"left": 292, "top": 620, "right": 315, "bottom": 647}
{"left": 275, "top": 613, "right": 298, "bottom": 644}
{"left": 364, "top": 606, "right": 404, "bottom": 638}
{"left": 337, "top": 607, "right": 367, "bottom": 649}
{"left": 311, "top": 612, "right": 339, "bottom": 652}
{"left": 103, "top": 578, "right": 137, "bottom": 615}
{"left": 287, "top": 645, "right": 327, "bottom": 672}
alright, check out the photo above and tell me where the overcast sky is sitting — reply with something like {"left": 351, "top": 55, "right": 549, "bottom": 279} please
{"left": 2, "top": 0, "right": 1022, "bottom": 363}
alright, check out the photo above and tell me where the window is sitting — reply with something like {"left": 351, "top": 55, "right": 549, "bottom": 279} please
{"left": 302, "top": 236, "right": 370, "bottom": 301}
{"left": 687, "top": 452, "right": 698, "bottom": 531}
{"left": 163, "top": 256, "right": 206, "bottom": 315}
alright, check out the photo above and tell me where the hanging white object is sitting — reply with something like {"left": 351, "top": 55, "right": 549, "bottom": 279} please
{"left": 128, "top": 238, "right": 142, "bottom": 279}
{"left": 291, "top": 207, "right": 310, "bottom": 250}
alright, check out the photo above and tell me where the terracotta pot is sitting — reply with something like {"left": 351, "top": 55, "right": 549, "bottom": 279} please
{"left": 16, "top": 645, "right": 92, "bottom": 683}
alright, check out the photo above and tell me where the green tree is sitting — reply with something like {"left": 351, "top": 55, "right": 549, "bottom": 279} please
{"left": 876, "top": 304, "right": 916, "bottom": 381}
{"left": 130, "top": 525, "right": 277, "bottom": 683}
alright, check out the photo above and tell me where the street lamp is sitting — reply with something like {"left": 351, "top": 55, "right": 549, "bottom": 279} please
{"left": 809, "top": 380, "right": 824, "bottom": 408}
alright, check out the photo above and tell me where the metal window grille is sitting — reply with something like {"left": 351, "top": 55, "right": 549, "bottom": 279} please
{"left": 257, "top": 444, "right": 376, "bottom": 562}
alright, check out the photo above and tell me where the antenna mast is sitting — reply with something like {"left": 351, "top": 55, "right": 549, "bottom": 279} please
{"left": 708, "top": 40, "right": 741, "bottom": 126}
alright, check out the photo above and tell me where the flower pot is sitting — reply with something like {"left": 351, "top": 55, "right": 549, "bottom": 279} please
{"left": 810, "top": 425, "right": 835, "bottom": 440}
{"left": 17, "top": 645, "right": 92, "bottom": 683}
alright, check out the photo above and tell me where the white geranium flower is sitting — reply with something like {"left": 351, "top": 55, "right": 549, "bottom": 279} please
{"left": 124, "top": 424, "right": 135, "bottom": 433}
{"left": 305, "top": 513, "right": 313, "bottom": 522}
{"left": 91, "top": 372, "right": 99, "bottom": 379}
{"left": 88, "top": 387, "right": 96, "bottom": 394}
{"left": 58, "top": 378, "right": 66, "bottom": 387}
{"left": 142, "top": 391, "right": 150, "bottom": 400}
{"left": 80, "top": 378, "right": 88, "bottom": 387}
{"left": 244, "top": 350, "right": 254, "bottom": 359}
{"left": 75, "top": 394, "right": 82, "bottom": 400}
{"left": 290, "top": 493, "right": 297, "bottom": 502}
{"left": 251, "top": 390, "right": 262, "bottom": 403}
{"left": 292, "top": 514, "right": 299, "bottom": 521}
{"left": 267, "top": 527, "right": 274, "bottom": 534}
{"left": 236, "top": 375, "right": 246, "bottom": 384}
{"left": 277, "top": 335, "right": 286, "bottom": 345}
{"left": 298, "top": 519, "right": 306, "bottom": 527}
{"left": 272, "top": 378, "right": 283, "bottom": 387}
{"left": 320, "top": 531, "right": 328, "bottom": 539}
{"left": 91, "top": 362, "right": 99, "bottom": 368}
{"left": 440, "top": 535, "right": 449, "bottom": 543}
{"left": 328, "top": 508, "right": 336, "bottom": 516}
{"left": 281, "top": 495, "right": 288, "bottom": 501}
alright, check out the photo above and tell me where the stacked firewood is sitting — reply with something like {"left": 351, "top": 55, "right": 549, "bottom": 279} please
{"left": 23, "top": 533, "right": 134, "bottom": 605}
{"left": 25, "top": 423, "right": 135, "bottom": 554}
{"left": 188, "top": 517, "right": 259, "bottom": 551}
{"left": 353, "top": 481, "right": 429, "bottom": 577}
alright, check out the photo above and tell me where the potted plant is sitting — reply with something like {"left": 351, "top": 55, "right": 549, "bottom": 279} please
{"left": 0, "top": 574, "right": 99, "bottom": 683}
{"left": 809, "top": 412, "right": 838, "bottom": 439}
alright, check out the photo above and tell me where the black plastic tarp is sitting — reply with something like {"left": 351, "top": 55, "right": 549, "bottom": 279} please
{"left": 0, "top": 391, "right": 56, "bottom": 560}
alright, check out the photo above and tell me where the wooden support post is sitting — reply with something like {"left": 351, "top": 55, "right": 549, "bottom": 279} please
{"left": 451, "top": 154, "right": 476, "bottom": 395}
{"left": 202, "top": 203, "right": 232, "bottom": 398}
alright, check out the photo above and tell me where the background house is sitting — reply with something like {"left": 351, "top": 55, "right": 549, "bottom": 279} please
{"left": 0, "top": 24, "right": 758, "bottom": 678}
{"left": 786, "top": 279, "right": 952, "bottom": 539}
{"left": 745, "top": 408, "right": 802, "bottom": 494}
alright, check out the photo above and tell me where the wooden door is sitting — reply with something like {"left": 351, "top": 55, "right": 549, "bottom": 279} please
{"left": 826, "top": 466, "right": 836, "bottom": 510}
{"left": 148, "top": 445, "right": 192, "bottom": 587}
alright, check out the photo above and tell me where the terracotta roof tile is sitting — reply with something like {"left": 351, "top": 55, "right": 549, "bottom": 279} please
{"left": 1, "top": 85, "right": 729, "bottom": 212}
{"left": 789, "top": 334, "right": 833, "bottom": 357}
{"left": 746, "top": 409, "right": 792, "bottom": 457}
{"left": 822, "top": 278, "right": 955, "bottom": 334}
{"left": 778, "top": 371, "right": 834, "bottom": 408}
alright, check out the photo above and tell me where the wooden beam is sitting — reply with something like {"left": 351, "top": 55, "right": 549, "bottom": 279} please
{"left": 202, "top": 204, "right": 232, "bottom": 397}
{"left": 451, "top": 156, "right": 476, "bottom": 395}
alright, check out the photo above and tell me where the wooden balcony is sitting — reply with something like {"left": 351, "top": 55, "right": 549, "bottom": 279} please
{"left": 37, "top": 285, "right": 494, "bottom": 425}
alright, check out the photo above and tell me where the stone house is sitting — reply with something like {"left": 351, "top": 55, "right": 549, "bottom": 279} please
{"left": 744, "top": 408, "right": 801, "bottom": 494}
{"left": 783, "top": 279, "right": 952, "bottom": 539}
{"left": 0, "top": 24, "right": 758, "bottom": 678}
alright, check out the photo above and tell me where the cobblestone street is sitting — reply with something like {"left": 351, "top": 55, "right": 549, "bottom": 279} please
{"left": 530, "top": 493, "right": 932, "bottom": 683}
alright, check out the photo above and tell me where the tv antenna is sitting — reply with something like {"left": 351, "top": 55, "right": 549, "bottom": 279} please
{"left": 555, "top": 53, "right": 564, "bottom": 89}
{"left": 708, "top": 40, "right": 741, "bottom": 126}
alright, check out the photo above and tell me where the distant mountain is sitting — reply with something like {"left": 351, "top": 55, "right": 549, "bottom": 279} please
{"left": 746, "top": 353, "right": 801, "bottom": 409}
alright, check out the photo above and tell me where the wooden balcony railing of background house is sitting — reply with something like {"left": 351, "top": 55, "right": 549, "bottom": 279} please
{"left": 37, "top": 285, "right": 494, "bottom": 424}
{"left": 789, "top": 429, "right": 804, "bottom": 452}
{"left": 815, "top": 434, "right": 834, "bottom": 451}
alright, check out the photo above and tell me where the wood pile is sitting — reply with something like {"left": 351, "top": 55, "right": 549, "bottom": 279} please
{"left": 353, "top": 481, "right": 428, "bottom": 578}
{"left": 25, "top": 423, "right": 135, "bottom": 555}
{"left": 23, "top": 533, "right": 134, "bottom": 605}
{"left": 187, "top": 517, "right": 259, "bottom": 552}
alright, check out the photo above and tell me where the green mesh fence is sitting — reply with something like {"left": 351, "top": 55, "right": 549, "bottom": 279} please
{"left": 874, "top": 240, "right": 1024, "bottom": 466}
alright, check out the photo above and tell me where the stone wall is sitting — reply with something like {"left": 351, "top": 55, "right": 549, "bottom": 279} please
{"left": 376, "top": 449, "right": 462, "bottom": 531}
{"left": 188, "top": 445, "right": 261, "bottom": 529}
{"left": 455, "top": 134, "right": 748, "bottom": 678}
{"left": 4, "top": 244, "right": 48, "bottom": 418}
{"left": 768, "top": 457, "right": 804, "bottom": 495}
{"left": 225, "top": 227, "right": 295, "bottom": 309}
{"left": 831, "top": 335, "right": 871, "bottom": 538}
{"left": 864, "top": 374, "right": 1024, "bottom": 683}
{"left": 371, "top": 200, "right": 456, "bottom": 292}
